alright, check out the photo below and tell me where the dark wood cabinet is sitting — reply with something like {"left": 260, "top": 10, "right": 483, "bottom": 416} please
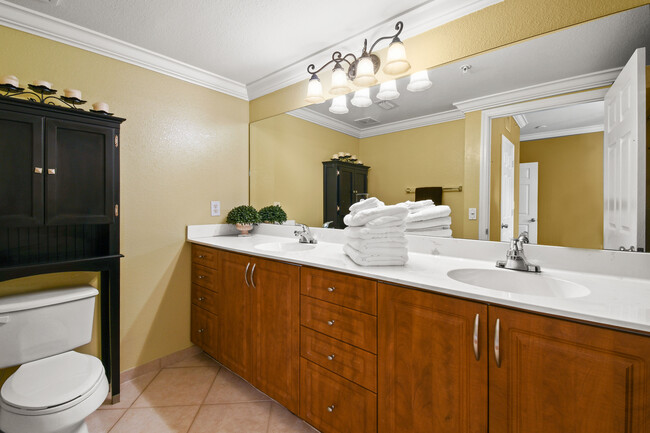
{"left": 323, "top": 160, "right": 369, "bottom": 229}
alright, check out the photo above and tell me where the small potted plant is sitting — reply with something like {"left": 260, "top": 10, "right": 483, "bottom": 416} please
{"left": 259, "top": 204, "right": 287, "bottom": 224}
{"left": 226, "top": 205, "right": 260, "bottom": 236}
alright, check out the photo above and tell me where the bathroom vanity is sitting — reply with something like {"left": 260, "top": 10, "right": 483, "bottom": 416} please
{"left": 188, "top": 225, "right": 650, "bottom": 433}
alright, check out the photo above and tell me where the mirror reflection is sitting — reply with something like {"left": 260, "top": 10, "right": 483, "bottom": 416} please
{"left": 249, "top": 5, "right": 650, "bottom": 251}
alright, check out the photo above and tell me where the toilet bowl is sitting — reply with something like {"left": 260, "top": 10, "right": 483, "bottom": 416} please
{"left": 0, "top": 287, "right": 108, "bottom": 433}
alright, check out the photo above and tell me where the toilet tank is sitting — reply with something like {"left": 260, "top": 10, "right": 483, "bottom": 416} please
{"left": 0, "top": 286, "right": 98, "bottom": 368}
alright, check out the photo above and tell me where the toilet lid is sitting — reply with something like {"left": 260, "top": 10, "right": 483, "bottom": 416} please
{"left": 0, "top": 351, "right": 104, "bottom": 410}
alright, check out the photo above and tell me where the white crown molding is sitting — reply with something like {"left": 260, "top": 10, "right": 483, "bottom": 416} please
{"left": 520, "top": 124, "right": 604, "bottom": 141}
{"left": 287, "top": 107, "right": 465, "bottom": 139}
{"left": 358, "top": 109, "right": 465, "bottom": 138}
{"left": 247, "top": 0, "right": 504, "bottom": 100}
{"left": 0, "top": 0, "right": 249, "bottom": 100}
{"left": 453, "top": 67, "right": 622, "bottom": 113}
{"left": 512, "top": 114, "right": 528, "bottom": 128}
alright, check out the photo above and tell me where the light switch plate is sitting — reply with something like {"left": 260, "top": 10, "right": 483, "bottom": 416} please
{"left": 469, "top": 208, "right": 477, "bottom": 220}
{"left": 211, "top": 201, "right": 220, "bottom": 216}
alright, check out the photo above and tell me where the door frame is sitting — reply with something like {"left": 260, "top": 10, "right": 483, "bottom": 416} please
{"left": 478, "top": 87, "right": 608, "bottom": 240}
{"left": 500, "top": 135, "right": 515, "bottom": 241}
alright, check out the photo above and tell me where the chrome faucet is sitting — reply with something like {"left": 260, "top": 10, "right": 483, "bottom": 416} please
{"left": 294, "top": 224, "right": 318, "bottom": 244}
{"left": 496, "top": 232, "right": 541, "bottom": 272}
{"left": 323, "top": 221, "right": 334, "bottom": 228}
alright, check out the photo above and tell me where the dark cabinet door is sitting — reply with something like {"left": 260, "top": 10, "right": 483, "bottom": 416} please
{"left": 0, "top": 110, "right": 44, "bottom": 226}
{"left": 338, "top": 166, "right": 354, "bottom": 227}
{"left": 353, "top": 169, "right": 368, "bottom": 199}
{"left": 45, "top": 119, "right": 114, "bottom": 225}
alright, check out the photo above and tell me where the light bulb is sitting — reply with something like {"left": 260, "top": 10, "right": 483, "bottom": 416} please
{"left": 353, "top": 55, "right": 377, "bottom": 87}
{"left": 407, "top": 70, "right": 432, "bottom": 92}
{"left": 329, "top": 95, "right": 349, "bottom": 114}
{"left": 351, "top": 88, "right": 372, "bottom": 108}
{"left": 376, "top": 80, "right": 399, "bottom": 101}
{"left": 383, "top": 38, "right": 411, "bottom": 75}
{"left": 305, "top": 74, "right": 325, "bottom": 104}
{"left": 330, "top": 64, "right": 351, "bottom": 96}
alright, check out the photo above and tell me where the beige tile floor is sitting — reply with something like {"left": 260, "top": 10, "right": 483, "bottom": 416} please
{"left": 87, "top": 353, "right": 318, "bottom": 433}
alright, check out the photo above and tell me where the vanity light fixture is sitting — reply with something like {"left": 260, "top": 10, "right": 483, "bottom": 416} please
{"left": 407, "top": 70, "right": 432, "bottom": 92}
{"left": 376, "top": 80, "right": 400, "bottom": 101}
{"left": 351, "top": 88, "right": 372, "bottom": 108}
{"left": 329, "top": 95, "right": 349, "bottom": 114}
{"left": 304, "top": 21, "right": 411, "bottom": 104}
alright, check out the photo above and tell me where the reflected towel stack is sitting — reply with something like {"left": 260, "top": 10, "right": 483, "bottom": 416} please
{"left": 399, "top": 200, "right": 453, "bottom": 237}
{"left": 342, "top": 198, "right": 409, "bottom": 266}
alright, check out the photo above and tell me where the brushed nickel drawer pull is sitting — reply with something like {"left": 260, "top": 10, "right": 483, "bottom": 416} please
{"left": 198, "top": 254, "right": 205, "bottom": 259}
{"left": 198, "top": 275, "right": 206, "bottom": 279}
{"left": 327, "top": 286, "right": 336, "bottom": 292}
{"left": 34, "top": 167, "right": 43, "bottom": 174}
{"left": 327, "top": 354, "right": 335, "bottom": 361}
{"left": 494, "top": 318, "right": 501, "bottom": 367}
{"left": 198, "top": 297, "right": 205, "bottom": 301}
{"left": 473, "top": 313, "right": 480, "bottom": 361}
{"left": 327, "top": 405, "right": 335, "bottom": 413}
{"left": 327, "top": 320, "right": 335, "bottom": 326}
{"left": 244, "top": 262, "right": 251, "bottom": 287}
{"left": 198, "top": 328, "right": 204, "bottom": 333}
{"left": 250, "top": 263, "right": 257, "bottom": 289}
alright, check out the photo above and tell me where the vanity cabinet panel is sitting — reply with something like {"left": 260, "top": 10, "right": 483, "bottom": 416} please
{"left": 489, "top": 306, "right": 650, "bottom": 433}
{"left": 300, "top": 358, "right": 377, "bottom": 433}
{"left": 301, "top": 267, "right": 377, "bottom": 314}
{"left": 191, "top": 304, "right": 218, "bottom": 358}
{"left": 378, "top": 283, "right": 488, "bottom": 433}
{"left": 192, "top": 244, "right": 219, "bottom": 269}
{"left": 191, "top": 263, "right": 217, "bottom": 290}
{"left": 191, "top": 283, "right": 218, "bottom": 316}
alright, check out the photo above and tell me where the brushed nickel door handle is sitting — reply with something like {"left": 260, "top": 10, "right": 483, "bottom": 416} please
{"left": 327, "top": 354, "right": 335, "bottom": 361}
{"left": 34, "top": 167, "right": 43, "bottom": 174}
{"left": 327, "top": 404, "right": 335, "bottom": 412}
{"left": 327, "top": 286, "right": 336, "bottom": 292}
{"left": 250, "top": 263, "right": 257, "bottom": 288}
{"left": 529, "top": 218, "right": 536, "bottom": 222}
{"left": 244, "top": 262, "right": 250, "bottom": 287}
{"left": 327, "top": 320, "right": 335, "bottom": 326}
{"left": 47, "top": 168, "right": 56, "bottom": 175}
{"left": 494, "top": 318, "right": 501, "bottom": 367}
{"left": 473, "top": 313, "right": 480, "bottom": 361}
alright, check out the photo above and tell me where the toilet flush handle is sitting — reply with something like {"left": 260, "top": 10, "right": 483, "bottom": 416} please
{"left": 0, "top": 316, "right": 9, "bottom": 325}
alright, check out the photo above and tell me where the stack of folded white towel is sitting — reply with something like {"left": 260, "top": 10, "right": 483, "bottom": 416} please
{"left": 399, "top": 200, "right": 453, "bottom": 237}
{"left": 342, "top": 197, "right": 409, "bottom": 266}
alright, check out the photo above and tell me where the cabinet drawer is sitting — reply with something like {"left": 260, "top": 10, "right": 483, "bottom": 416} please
{"left": 191, "top": 304, "right": 218, "bottom": 358}
{"left": 191, "top": 263, "right": 217, "bottom": 289}
{"left": 302, "top": 267, "right": 377, "bottom": 315}
{"left": 300, "top": 358, "right": 377, "bottom": 433}
{"left": 192, "top": 244, "right": 218, "bottom": 269}
{"left": 191, "top": 283, "right": 218, "bottom": 315}
{"left": 301, "top": 327, "right": 377, "bottom": 392}
{"left": 301, "top": 296, "right": 377, "bottom": 353}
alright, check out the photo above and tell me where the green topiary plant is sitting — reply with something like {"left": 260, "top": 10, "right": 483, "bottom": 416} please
{"left": 226, "top": 205, "right": 261, "bottom": 225}
{"left": 259, "top": 205, "right": 287, "bottom": 224}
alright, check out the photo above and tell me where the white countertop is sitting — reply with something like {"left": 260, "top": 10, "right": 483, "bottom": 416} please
{"left": 187, "top": 224, "right": 650, "bottom": 334}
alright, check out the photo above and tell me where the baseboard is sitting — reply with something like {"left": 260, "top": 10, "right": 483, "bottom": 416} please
{"left": 119, "top": 345, "right": 202, "bottom": 384}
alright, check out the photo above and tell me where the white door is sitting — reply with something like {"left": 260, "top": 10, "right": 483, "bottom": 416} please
{"left": 519, "top": 162, "right": 539, "bottom": 243}
{"left": 603, "top": 47, "right": 646, "bottom": 251}
{"left": 500, "top": 135, "right": 515, "bottom": 241}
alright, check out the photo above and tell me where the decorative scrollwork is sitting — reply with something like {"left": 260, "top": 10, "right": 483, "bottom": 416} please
{"left": 0, "top": 84, "right": 87, "bottom": 110}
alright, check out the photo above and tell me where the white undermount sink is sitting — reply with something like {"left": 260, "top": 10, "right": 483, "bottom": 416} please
{"left": 254, "top": 241, "right": 317, "bottom": 253}
{"left": 447, "top": 268, "right": 590, "bottom": 298}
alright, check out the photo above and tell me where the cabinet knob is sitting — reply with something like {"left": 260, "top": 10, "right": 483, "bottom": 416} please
{"left": 198, "top": 255, "right": 205, "bottom": 259}
{"left": 47, "top": 168, "right": 56, "bottom": 175}
{"left": 327, "top": 320, "right": 335, "bottom": 326}
{"left": 327, "top": 286, "right": 335, "bottom": 292}
{"left": 198, "top": 275, "right": 206, "bottom": 279}
{"left": 198, "top": 296, "right": 205, "bottom": 301}
{"left": 198, "top": 328, "right": 205, "bottom": 333}
{"left": 327, "top": 405, "right": 335, "bottom": 413}
{"left": 34, "top": 167, "right": 43, "bottom": 174}
{"left": 327, "top": 354, "right": 335, "bottom": 361}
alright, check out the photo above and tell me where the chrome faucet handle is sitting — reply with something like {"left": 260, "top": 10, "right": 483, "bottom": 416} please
{"left": 323, "top": 221, "right": 334, "bottom": 228}
{"left": 294, "top": 223, "right": 318, "bottom": 244}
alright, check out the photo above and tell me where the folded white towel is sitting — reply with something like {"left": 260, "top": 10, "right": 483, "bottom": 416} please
{"left": 344, "top": 205, "right": 409, "bottom": 227}
{"left": 398, "top": 200, "right": 434, "bottom": 213}
{"left": 347, "top": 238, "right": 407, "bottom": 253}
{"left": 344, "top": 244, "right": 408, "bottom": 266}
{"left": 349, "top": 197, "right": 384, "bottom": 213}
{"left": 405, "top": 216, "right": 452, "bottom": 230}
{"left": 406, "top": 205, "right": 451, "bottom": 223}
{"left": 344, "top": 225, "right": 405, "bottom": 239}
{"left": 407, "top": 228, "right": 453, "bottom": 237}
{"left": 366, "top": 216, "right": 406, "bottom": 228}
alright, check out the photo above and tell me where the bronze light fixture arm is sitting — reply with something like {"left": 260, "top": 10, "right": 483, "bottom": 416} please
{"left": 367, "top": 21, "right": 404, "bottom": 55}
{"left": 307, "top": 51, "right": 357, "bottom": 75}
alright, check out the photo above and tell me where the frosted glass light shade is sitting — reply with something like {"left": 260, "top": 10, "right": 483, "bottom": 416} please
{"left": 376, "top": 80, "right": 399, "bottom": 101}
{"left": 329, "top": 95, "right": 349, "bottom": 114}
{"left": 330, "top": 64, "right": 351, "bottom": 95}
{"left": 305, "top": 75, "right": 325, "bottom": 104}
{"left": 353, "top": 55, "right": 377, "bottom": 87}
{"left": 383, "top": 39, "right": 411, "bottom": 75}
{"left": 351, "top": 88, "right": 372, "bottom": 108}
{"left": 407, "top": 70, "right": 432, "bottom": 92}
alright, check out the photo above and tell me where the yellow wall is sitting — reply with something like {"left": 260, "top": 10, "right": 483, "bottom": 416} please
{"left": 0, "top": 26, "right": 249, "bottom": 373}
{"left": 250, "top": 114, "right": 358, "bottom": 227}
{"left": 358, "top": 120, "right": 466, "bottom": 236}
{"left": 489, "top": 117, "right": 521, "bottom": 241}
{"left": 520, "top": 132, "right": 604, "bottom": 249}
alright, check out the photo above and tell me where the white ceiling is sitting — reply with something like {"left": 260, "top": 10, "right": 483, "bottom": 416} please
{"left": 292, "top": 5, "right": 649, "bottom": 137}
{"left": 519, "top": 101, "right": 604, "bottom": 141}
{"left": 0, "top": 0, "right": 502, "bottom": 99}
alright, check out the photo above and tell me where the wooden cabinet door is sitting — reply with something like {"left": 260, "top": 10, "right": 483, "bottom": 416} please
{"left": 378, "top": 283, "right": 488, "bottom": 433}
{"left": 250, "top": 257, "right": 300, "bottom": 414}
{"left": 489, "top": 306, "right": 650, "bottom": 433}
{"left": 191, "top": 304, "right": 218, "bottom": 358}
{"left": 218, "top": 251, "right": 252, "bottom": 378}
{"left": 0, "top": 110, "right": 44, "bottom": 226}
{"left": 338, "top": 166, "right": 354, "bottom": 227}
{"left": 45, "top": 118, "right": 115, "bottom": 225}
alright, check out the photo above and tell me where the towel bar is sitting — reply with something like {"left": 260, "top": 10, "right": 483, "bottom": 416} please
{"left": 405, "top": 186, "right": 462, "bottom": 193}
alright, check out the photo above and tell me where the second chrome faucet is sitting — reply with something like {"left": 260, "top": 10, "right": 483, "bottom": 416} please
{"left": 496, "top": 232, "right": 541, "bottom": 272}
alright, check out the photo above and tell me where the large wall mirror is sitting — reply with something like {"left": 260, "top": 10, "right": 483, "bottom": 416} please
{"left": 250, "top": 5, "right": 650, "bottom": 251}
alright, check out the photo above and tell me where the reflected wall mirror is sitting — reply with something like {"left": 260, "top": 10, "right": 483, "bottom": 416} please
{"left": 249, "top": 5, "right": 650, "bottom": 251}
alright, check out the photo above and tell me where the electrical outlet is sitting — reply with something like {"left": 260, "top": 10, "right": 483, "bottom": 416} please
{"left": 468, "top": 208, "right": 477, "bottom": 220}
{"left": 211, "top": 201, "right": 220, "bottom": 216}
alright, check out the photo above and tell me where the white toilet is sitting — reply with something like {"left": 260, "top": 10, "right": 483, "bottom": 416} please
{"left": 0, "top": 286, "right": 109, "bottom": 433}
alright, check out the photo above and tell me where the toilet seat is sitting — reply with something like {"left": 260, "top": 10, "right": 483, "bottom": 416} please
{"left": 0, "top": 351, "right": 105, "bottom": 415}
